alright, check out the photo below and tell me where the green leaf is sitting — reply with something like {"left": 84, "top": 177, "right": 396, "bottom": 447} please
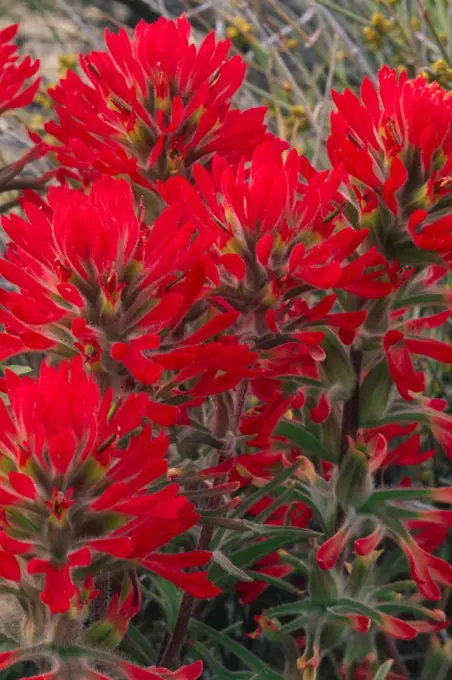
{"left": 190, "top": 620, "right": 283, "bottom": 679}
{"left": 250, "top": 42, "right": 269, "bottom": 70}
{"left": 233, "top": 462, "right": 301, "bottom": 519}
{"left": 246, "top": 571, "right": 301, "bottom": 595}
{"left": 252, "top": 525, "right": 321, "bottom": 540}
{"left": 145, "top": 575, "right": 181, "bottom": 633}
{"left": 360, "top": 410, "right": 429, "bottom": 429}
{"left": 121, "top": 624, "right": 156, "bottom": 665}
{"left": 392, "top": 294, "right": 445, "bottom": 309}
{"left": 211, "top": 462, "right": 301, "bottom": 552}
{"left": 190, "top": 641, "right": 253, "bottom": 679}
{"left": 209, "top": 536, "right": 306, "bottom": 588}
{"left": 212, "top": 550, "right": 253, "bottom": 583}
{"left": 357, "top": 487, "right": 432, "bottom": 513}
{"left": 266, "top": 601, "right": 322, "bottom": 618}
{"left": 319, "top": 328, "right": 355, "bottom": 396}
{"left": 373, "top": 660, "right": 394, "bottom": 680}
{"left": 1, "top": 364, "right": 33, "bottom": 376}
{"left": 274, "top": 421, "right": 336, "bottom": 462}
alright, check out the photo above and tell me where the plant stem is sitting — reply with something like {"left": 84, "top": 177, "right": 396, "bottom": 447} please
{"left": 158, "top": 523, "right": 214, "bottom": 668}
{"left": 158, "top": 382, "right": 248, "bottom": 668}
{"left": 383, "top": 636, "right": 409, "bottom": 678}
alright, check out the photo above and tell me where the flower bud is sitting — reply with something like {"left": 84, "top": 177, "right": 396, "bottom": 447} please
{"left": 359, "top": 359, "right": 395, "bottom": 426}
{"left": 309, "top": 556, "right": 339, "bottom": 604}
{"left": 335, "top": 440, "right": 372, "bottom": 507}
{"left": 345, "top": 551, "right": 381, "bottom": 597}
{"left": 420, "top": 636, "right": 452, "bottom": 680}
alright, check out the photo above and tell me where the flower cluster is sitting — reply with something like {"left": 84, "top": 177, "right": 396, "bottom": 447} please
{"left": 46, "top": 16, "right": 276, "bottom": 192}
{"left": 0, "top": 24, "right": 51, "bottom": 196}
{"left": 0, "top": 15, "right": 451, "bottom": 680}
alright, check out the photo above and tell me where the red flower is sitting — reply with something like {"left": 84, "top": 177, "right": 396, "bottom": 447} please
{"left": 399, "top": 538, "right": 452, "bottom": 600}
{"left": 28, "top": 548, "right": 91, "bottom": 614}
{"left": 46, "top": 16, "right": 275, "bottom": 189}
{"left": 0, "top": 175, "right": 255, "bottom": 398}
{"left": 0, "top": 649, "right": 203, "bottom": 680}
{"left": 0, "top": 24, "right": 40, "bottom": 114}
{"left": 237, "top": 552, "right": 294, "bottom": 605}
{"left": 328, "top": 66, "right": 452, "bottom": 262}
{"left": 160, "top": 141, "right": 383, "bottom": 301}
{"left": 316, "top": 521, "right": 355, "bottom": 570}
{"left": 383, "top": 309, "right": 452, "bottom": 400}
{"left": 160, "top": 143, "right": 385, "bottom": 396}
{"left": 118, "top": 660, "right": 203, "bottom": 680}
{"left": 374, "top": 612, "right": 417, "bottom": 640}
{"left": 0, "top": 358, "right": 218, "bottom": 611}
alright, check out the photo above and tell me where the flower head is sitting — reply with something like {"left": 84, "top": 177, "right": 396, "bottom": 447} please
{"left": 0, "top": 24, "right": 40, "bottom": 114}
{"left": 0, "top": 358, "right": 218, "bottom": 613}
{"left": 328, "top": 67, "right": 452, "bottom": 262}
{"left": 46, "top": 16, "right": 276, "bottom": 190}
{"left": 0, "top": 175, "right": 255, "bottom": 398}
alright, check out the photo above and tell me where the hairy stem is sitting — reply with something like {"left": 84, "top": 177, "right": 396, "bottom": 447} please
{"left": 159, "top": 382, "right": 248, "bottom": 668}
{"left": 158, "top": 522, "right": 214, "bottom": 668}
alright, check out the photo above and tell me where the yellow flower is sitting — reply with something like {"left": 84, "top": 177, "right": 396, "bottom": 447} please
{"left": 35, "top": 85, "right": 55, "bottom": 111}
{"left": 433, "top": 58, "right": 448, "bottom": 74}
{"left": 227, "top": 17, "right": 253, "bottom": 40}
{"left": 363, "top": 26, "right": 379, "bottom": 43}
{"left": 371, "top": 12, "right": 386, "bottom": 28}
{"left": 226, "top": 26, "right": 239, "bottom": 40}
{"left": 57, "top": 53, "right": 77, "bottom": 78}
{"left": 29, "top": 113, "right": 44, "bottom": 130}
{"left": 289, "top": 104, "right": 306, "bottom": 119}
{"left": 282, "top": 80, "right": 292, "bottom": 95}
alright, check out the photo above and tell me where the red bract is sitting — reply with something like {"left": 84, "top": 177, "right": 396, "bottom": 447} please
{"left": 384, "top": 334, "right": 449, "bottom": 400}
{"left": 328, "top": 66, "right": 452, "bottom": 262}
{"left": 399, "top": 538, "right": 452, "bottom": 600}
{"left": 0, "top": 175, "right": 255, "bottom": 398}
{"left": 237, "top": 552, "right": 294, "bottom": 605}
{"left": 160, "top": 142, "right": 387, "bottom": 399}
{"left": 0, "top": 25, "right": 51, "bottom": 195}
{"left": 0, "top": 649, "right": 203, "bottom": 680}
{"left": 0, "top": 358, "right": 218, "bottom": 613}
{"left": 160, "top": 142, "right": 386, "bottom": 301}
{"left": 0, "top": 24, "right": 40, "bottom": 114}
{"left": 45, "top": 16, "right": 275, "bottom": 189}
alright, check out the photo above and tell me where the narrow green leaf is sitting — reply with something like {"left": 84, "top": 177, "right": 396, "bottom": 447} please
{"left": 281, "top": 613, "right": 321, "bottom": 633}
{"left": 392, "top": 294, "right": 445, "bottom": 309}
{"left": 1, "top": 364, "right": 33, "bottom": 376}
{"left": 145, "top": 575, "right": 181, "bottom": 633}
{"left": 190, "top": 641, "right": 252, "bottom": 679}
{"left": 361, "top": 411, "right": 430, "bottom": 429}
{"left": 209, "top": 536, "right": 306, "bottom": 588}
{"left": 266, "top": 601, "right": 322, "bottom": 618}
{"left": 252, "top": 525, "right": 321, "bottom": 540}
{"left": 246, "top": 571, "right": 301, "bottom": 595}
{"left": 211, "top": 462, "right": 301, "bottom": 552}
{"left": 212, "top": 550, "right": 253, "bottom": 582}
{"left": 373, "top": 660, "right": 394, "bottom": 680}
{"left": 190, "top": 620, "right": 283, "bottom": 679}
{"left": 357, "top": 487, "right": 432, "bottom": 513}
{"left": 274, "top": 421, "right": 336, "bottom": 462}
{"left": 122, "top": 624, "right": 156, "bottom": 665}
{"left": 233, "top": 462, "right": 301, "bottom": 519}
